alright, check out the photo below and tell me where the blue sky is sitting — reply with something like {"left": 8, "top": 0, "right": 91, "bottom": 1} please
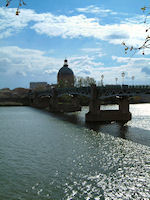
{"left": 0, "top": 0, "right": 150, "bottom": 89}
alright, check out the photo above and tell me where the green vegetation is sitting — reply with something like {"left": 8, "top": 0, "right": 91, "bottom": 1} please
{"left": 75, "top": 76, "right": 96, "bottom": 87}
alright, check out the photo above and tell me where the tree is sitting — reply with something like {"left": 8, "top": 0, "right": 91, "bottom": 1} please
{"left": 57, "top": 80, "right": 66, "bottom": 88}
{"left": 75, "top": 76, "right": 96, "bottom": 87}
{"left": 83, "top": 76, "right": 96, "bottom": 86}
{"left": 5, "top": 0, "right": 26, "bottom": 15}
{"left": 74, "top": 76, "right": 84, "bottom": 87}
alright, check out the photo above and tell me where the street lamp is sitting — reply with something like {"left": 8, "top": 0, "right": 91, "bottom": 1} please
{"left": 115, "top": 77, "right": 118, "bottom": 85}
{"left": 101, "top": 74, "right": 104, "bottom": 86}
{"left": 121, "top": 72, "right": 125, "bottom": 85}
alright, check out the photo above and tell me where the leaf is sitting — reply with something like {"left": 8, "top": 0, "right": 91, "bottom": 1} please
{"left": 6, "top": 1, "right": 10, "bottom": 7}
{"left": 16, "top": 9, "right": 20, "bottom": 15}
{"left": 141, "top": 7, "right": 146, "bottom": 11}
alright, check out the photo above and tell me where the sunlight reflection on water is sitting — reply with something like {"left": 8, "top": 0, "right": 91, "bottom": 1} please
{"left": 0, "top": 105, "right": 150, "bottom": 200}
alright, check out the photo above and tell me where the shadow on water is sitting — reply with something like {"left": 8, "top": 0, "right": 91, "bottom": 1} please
{"left": 50, "top": 111, "right": 81, "bottom": 125}
{"left": 48, "top": 111, "right": 128, "bottom": 138}
{"left": 85, "top": 121, "right": 128, "bottom": 139}
{"left": 32, "top": 107, "right": 150, "bottom": 147}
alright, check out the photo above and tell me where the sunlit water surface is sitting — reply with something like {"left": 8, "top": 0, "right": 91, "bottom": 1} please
{"left": 0, "top": 104, "right": 150, "bottom": 199}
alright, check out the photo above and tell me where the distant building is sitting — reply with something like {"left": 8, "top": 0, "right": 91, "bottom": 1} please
{"left": 57, "top": 59, "right": 74, "bottom": 87}
{"left": 30, "top": 82, "right": 48, "bottom": 90}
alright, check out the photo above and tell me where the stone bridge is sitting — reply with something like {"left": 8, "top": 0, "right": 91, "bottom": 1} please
{"left": 35, "top": 84, "right": 150, "bottom": 99}
{"left": 30, "top": 84, "right": 150, "bottom": 122}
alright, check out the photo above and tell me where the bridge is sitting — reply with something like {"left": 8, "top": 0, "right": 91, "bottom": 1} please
{"left": 32, "top": 84, "right": 150, "bottom": 99}
{"left": 30, "top": 84, "right": 150, "bottom": 123}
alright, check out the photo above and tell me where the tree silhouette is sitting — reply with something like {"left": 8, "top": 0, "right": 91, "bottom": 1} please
{"left": 75, "top": 76, "right": 96, "bottom": 87}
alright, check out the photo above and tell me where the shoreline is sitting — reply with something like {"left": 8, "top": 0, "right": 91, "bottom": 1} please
{"left": 0, "top": 102, "right": 25, "bottom": 106}
{"left": 0, "top": 101, "right": 150, "bottom": 107}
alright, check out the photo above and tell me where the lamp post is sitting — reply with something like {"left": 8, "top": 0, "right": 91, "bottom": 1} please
{"left": 131, "top": 76, "right": 135, "bottom": 86}
{"left": 121, "top": 72, "right": 125, "bottom": 85}
{"left": 101, "top": 74, "right": 104, "bottom": 86}
{"left": 115, "top": 77, "right": 118, "bottom": 85}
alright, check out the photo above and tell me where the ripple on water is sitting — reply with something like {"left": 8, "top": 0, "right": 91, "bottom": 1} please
{"left": 23, "top": 129, "right": 150, "bottom": 200}
{"left": 62, "top": 129, "right": 150, "bottom": 200}
{"left": 0, "top": 107, "right": 150, "bottom": 200}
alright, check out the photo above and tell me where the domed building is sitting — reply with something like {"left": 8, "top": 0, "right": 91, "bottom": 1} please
{"left": 57, "top": 59, "right": 74, "bottom": 87}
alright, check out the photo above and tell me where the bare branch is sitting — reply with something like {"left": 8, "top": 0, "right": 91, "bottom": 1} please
{"left": 123, "top": 5, "right": 150, "bottom": 55}
{"left": 5, "top": 0, "right": 26, "bottom": 15}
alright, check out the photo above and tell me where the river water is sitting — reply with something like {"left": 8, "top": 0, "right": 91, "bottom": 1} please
{"left": 0, "top": 104, "right": 150, "bottom": 200}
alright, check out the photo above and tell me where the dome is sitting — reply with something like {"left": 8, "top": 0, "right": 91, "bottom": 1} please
{"left": 58, "top": 66, "right": 74, "bottom": 76}
{"left": 57, "top": 59, "right": 74, "bottom": 87}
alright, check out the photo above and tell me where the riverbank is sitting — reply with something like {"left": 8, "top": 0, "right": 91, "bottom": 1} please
{"left": 0, "top": 102, "right": 24, "bottom": 106}
{"left": 0, "top": 88, "right": 30, "bottom": 106}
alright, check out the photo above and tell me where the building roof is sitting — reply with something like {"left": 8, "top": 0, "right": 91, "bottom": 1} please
{"left": 58, "top": 59, "right": 74, "bottom": 76}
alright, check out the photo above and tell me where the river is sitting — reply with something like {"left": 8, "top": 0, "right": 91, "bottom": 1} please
{"left": 0, "top": 104, "right": 150, "bottom": 199}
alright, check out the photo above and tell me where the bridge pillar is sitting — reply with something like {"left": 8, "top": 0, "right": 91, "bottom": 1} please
{"left": 86, "top": 84, "right": 101, "bottom": 121}
{"left": 89, "top": 84, "right": 100, "bottom": 114}
{"left": 49, "top": 88, "right": 59, "bottom": 112}
{"left": 86, "top": 85, "right": 132, "bottom": 123}
{"left": 118, "top": 97, "right": 131, "bottom": 122}
{"left": 119, "top": 97, "right": 129, "bottom": 113}
{"left": 49, "top": 88, "right": 81, "bottom": 112}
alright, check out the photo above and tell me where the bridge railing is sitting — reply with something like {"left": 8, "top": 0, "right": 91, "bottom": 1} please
{"left": 32, "top": 84, "right": 150, "bottom": 99}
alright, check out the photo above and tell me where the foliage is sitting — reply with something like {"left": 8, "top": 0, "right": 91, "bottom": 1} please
{"left": 5, "top": 0, "right": 26, "bottom": 15}
{"left": 75, "top": 76, "right": 96, "bottom": 87}
{"left": 57, "top": 80, "right": 70, "bottom": 88}
{"left": 58, "top": 94, "right": 73, "bottom": 103}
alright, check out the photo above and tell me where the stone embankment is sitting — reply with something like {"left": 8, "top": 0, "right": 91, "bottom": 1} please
{"left": 0, "top": 88, "right": 30, "bottom": 106}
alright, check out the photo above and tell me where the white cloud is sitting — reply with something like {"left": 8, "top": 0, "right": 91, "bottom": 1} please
{"left": 69, "top": 55, "right": 104, "bottom": 77}
{"left": 81, "top": 48, "right": 105, "bottom": 57}
{"left": 0, "top": 46, "right": 105, "bottom": 84}
{"left": 76, "top": 5, "right": 117, "bottom": 15}
{"left": 32, "top": 14, "right": 142, "bottom": 47}
{"left": 69, "top": 55, "right": 150, "bottom": 85}
{"left": 0, "top": 8, "right": 34, "bottom": 38}
{"left": 0, "top": 6, "right": 150, "bottom": 87}
{"left": 31, "top": 14, "right": 102, "bottom": 39}
{"left": 0, "top": 45, "right": 149, "bottom": 87}
{"left": 110, "top": 55, "right": 150, "bottom": 84}
{"left": 0, "top": 46, "right": 104, "bottom": 79}
{"left": 44, "top": 69, "right": 58, "bottom": 75}
{"left": 0, "top": 7, "right": 148, "bottom": 47}
{"left": 0, "top": 46, "right": 62, "bottom": 76}
{"left": 112, "top": 55, "right": 150, "bottom": 64}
